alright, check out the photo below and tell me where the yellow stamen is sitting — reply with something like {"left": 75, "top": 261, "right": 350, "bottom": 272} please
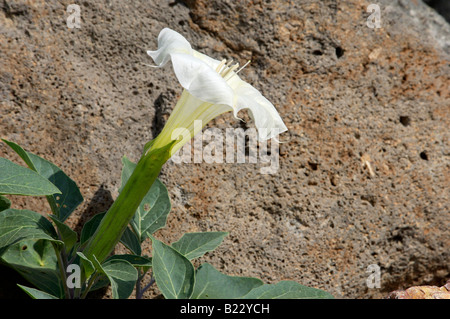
{"left": 216, "top": 58, "right": 252, "bottom": 82}
{"left": 215, "top": 59, "right": 227, "bottom": 73}
{"left": 236, "top": 60, "right": 251, "bottom": 74}
{"left": 222, "top": 63, "right": 239, "bottom": 78}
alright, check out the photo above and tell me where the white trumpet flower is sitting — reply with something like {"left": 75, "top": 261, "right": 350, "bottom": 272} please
{"left": 147, "top": 28, "right": 287, "bottom": 155}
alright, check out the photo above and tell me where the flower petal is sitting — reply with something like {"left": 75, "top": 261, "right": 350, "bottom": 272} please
{"left": 231, "top": 79, "right": 288, "bottom": 140}
{"left": 147, "top": 27, "right": 288, "bottom": 143}
{"left": 192, "top": 50, "right": 223, "bottom": 70}
{"left": 147, "top": 28, "right": 192, "bottom": 67}
{"left": 170, "top": 53, "right": 234, "bottom": 106}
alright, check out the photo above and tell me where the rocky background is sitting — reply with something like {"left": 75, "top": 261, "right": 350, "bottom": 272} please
{"left": 0, "top": 0, "right": 449, "bottom": 299}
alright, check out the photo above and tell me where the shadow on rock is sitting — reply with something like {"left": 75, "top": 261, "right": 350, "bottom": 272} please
{"left": 74, "top": 184, "right": 114, "bottom": 235}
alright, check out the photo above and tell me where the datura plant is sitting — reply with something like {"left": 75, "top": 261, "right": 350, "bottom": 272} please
{"left": 0, "top": 28, "right": 333, "bottom": 299}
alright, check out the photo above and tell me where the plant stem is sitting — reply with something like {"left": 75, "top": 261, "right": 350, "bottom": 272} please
{"left": 82, "top": 142, "right": 173, "bottom": 263}
{"left": 46, "top": 195, "right": 60, "bottom": 220}
{"left": 53, "top": 243, "right": 71, "bottom": 299}
{"left": 80, "top": 272, "right": 99, "bottom": 299}
{"left": 141, "top": 276, "right": 156, "bottom": 295}
{"left": 136, "top": 270, "right": 155, "bottom": 299}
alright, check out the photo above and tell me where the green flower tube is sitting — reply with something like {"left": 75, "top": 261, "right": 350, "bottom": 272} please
{"left": 82, "top": 143, "right": 173, "bottom": 263}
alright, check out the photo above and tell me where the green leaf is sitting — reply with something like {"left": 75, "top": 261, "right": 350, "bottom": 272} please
{"left": 80, "top": 212, "right": 141, "bottom": 255}
{"left": 120, "top": 226, "right": 142, "bottom": 256}
{"left": 0, "top": 209, "right": 61, "bottom": 254}
{"left": 0, "top": 158, "right": 61, "bottom": 196}
{"left": 242, "top": 281, "right": 334, "bottom": 299}
{"left": 3, "top": 140, "right": 83, "bottom": 222}
{"left": 1, "top": 139, "right": 35, "bottom": 169}
{"left": 77, "top": 252, "right": 95, "bottom": 280}
{"left": 1, "top": 239, "right": 65, "bottom": 298}
{"left": 151, "top": 236, "right": 195, "bottom": 299}
{"left": 92, "top": 256, "right": 138, "bottom": 299}
{"left": 18, "top": 285, "right": 59, "bottom": 299}
{"left": 86, "top": 255, "right": 153, "bottom": 294}
{"left": 80, "top": 213, "right": 105, "bottom": 245}
{"left": 87, "top": 275, "right": 110, "bottom": 294}
{"left": 27, "top": 153, "right": 83, "bottom": 222}
{"left": 105, "top": 254, "right": 152, "bottom": 269}
{"left": 0, "top": 195, "right": 11, "bottom": 212}
{"left": 172, "top": 232, "right": 228, "bottom": 260}
{"left": 49, "top": 215, "right": 77, "bottom": 253}
{"left": 120, "top": 156, "right": 171, "bottom": 242}
{"left": 191, "top": 263, "right": 263, "bottom": 299}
